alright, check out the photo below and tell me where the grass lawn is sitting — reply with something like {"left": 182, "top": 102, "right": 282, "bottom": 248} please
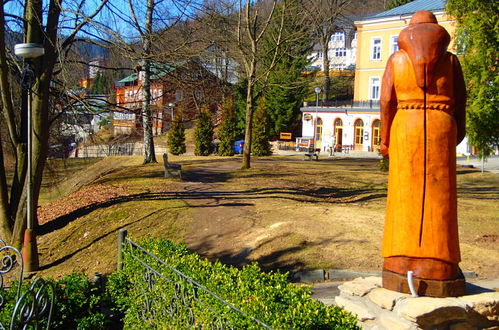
{"left": 32, "top": 155, "right": 498, "bottom": 280}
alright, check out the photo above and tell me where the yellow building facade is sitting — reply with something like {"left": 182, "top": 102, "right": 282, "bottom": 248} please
{"left": 354, "top": 7, "right": 457, "bottom": 102}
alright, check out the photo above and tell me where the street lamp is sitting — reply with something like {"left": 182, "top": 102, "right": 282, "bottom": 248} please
{"left": 313, "top": 87, "right": 321, "bottom": 151}
{"left": 15, "top": 43, "right": 45, "bottom": 273}
{"left": 168, "top": 103, "right": 175, "bottom": 123}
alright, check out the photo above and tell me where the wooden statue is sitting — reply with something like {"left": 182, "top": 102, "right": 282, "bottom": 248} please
{"left": 380, "top": 10, "right": 467, "bottom": 297}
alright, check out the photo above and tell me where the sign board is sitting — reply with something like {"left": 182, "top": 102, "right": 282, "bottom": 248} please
{"left": 280, "top": 132, "right": 292, "bottom": 140}
{"left": 303, "top": 113, "right": 312, "bottom": 121}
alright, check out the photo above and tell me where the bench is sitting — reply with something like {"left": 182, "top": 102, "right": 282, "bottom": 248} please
{"left": 163, "top": 153, "right": 182, "bottom": 178}
{"left": 304, "top": 149, "right": 319, "bottom": 161}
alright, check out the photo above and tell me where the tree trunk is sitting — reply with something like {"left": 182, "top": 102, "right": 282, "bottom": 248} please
{"left": 242, "top": 75, "right": 255, "bottom": 169}
{"left": 142, "top": 0, "right": 157, "bottom": 164}
{"left": 322, "top": 41, "right": 330, "bottom": 102}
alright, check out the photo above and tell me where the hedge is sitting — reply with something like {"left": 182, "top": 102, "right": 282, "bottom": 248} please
{"left": 108, "top": 238, "right": 359, "bottom": 329}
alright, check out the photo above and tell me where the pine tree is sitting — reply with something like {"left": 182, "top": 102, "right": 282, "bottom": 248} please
{"left": 447, "top": 0, "right": 499, "bottom": 158}
{"left": 218, "top": 98, "right": 237, "bottom": 156}
{"left": 232, "top": 79, "right": 248, "bottom": 138}
{"left": 251, "top": 97, "right": 272, "bottom": 156}
{"left": 167, "top": 109, "right": 186, "bottom": 155}
{"left": 194, "top": 106, "right": 214, "bottom": 156}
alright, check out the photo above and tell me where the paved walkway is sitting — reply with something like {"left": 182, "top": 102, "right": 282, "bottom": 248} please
{"left": 457, "top": 155, "right": 499, "bottom": 174}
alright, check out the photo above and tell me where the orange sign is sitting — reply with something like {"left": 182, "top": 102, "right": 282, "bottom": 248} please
{"left": 303, "top": 113, "right": 312, "bottom": 120}
{"left": 280, "top": 132, "right": 292, "bottom": 140}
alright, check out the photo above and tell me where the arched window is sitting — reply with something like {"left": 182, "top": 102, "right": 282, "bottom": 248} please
{"left": 354, "top": 119, "right": 364, "bottom": 149}
{"left": 315, "top": 117, "right": 323, "bottom": 149}
{"left": 372, "top": 120, "right": 381, "bottom": 151}
{"left": 334, "top": 118, "right": 343, "bottom": 146}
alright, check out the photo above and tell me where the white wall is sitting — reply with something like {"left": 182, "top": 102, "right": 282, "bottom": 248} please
{"left": 301, "top": 109, "right": 381, "bottom": 152}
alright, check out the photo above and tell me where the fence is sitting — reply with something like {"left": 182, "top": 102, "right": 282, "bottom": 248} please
{"left": 0, "top": 240, "right": 54, "bottom": 329}
{"left": 72, "top": 143, "right": 168, "bottom": 158}
{"left": 117, "top": 229, "right": 271, "bottom": 329}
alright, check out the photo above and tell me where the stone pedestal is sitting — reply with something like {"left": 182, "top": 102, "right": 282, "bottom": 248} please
{"left": 382, "top": 270, "right": 466, "bottom": 297}
{"left": 334, "top": 277, "right": 499, "bottom": 329}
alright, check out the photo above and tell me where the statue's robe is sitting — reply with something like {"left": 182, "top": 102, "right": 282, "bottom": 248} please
{"left": 380, "top": 18, "right": 466, "bottom": 280}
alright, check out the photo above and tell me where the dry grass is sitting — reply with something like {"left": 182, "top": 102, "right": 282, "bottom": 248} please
{"left": 34, "top": 155, "right": 498, "bottom": 280}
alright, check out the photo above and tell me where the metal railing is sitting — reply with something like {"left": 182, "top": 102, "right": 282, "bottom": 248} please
{"left": 304, "top": 99, "right": 380, "bottom": 108}
{"left": 0, "top": 240, "right": 54, "bottom": 330}
{"left": 117, "top": 229, "right": 271, "bottom": 329}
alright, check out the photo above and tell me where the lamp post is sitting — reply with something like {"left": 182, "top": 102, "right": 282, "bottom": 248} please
{"left": 15, "top": 43, "right": 45, "bottom": 273}
{"left": 168, "top": 103, "right": 175, "bottom": 123}
{"left": 313, "top": 87, "right": 321, "bottom": 151}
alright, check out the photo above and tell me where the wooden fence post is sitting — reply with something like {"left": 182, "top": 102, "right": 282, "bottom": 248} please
{"left": 117, "top": 229, "right": 127, "bottom": 271}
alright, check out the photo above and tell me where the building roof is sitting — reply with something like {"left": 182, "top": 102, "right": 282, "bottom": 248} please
{"left": 363, "top": 0, "right": 446, "bottom": 20}
{"left": 117, "top": 61, "right": 187, "bottom": 84}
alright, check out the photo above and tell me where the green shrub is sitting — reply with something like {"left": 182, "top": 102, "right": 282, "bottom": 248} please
{"left": 194, "top": 106, "right": 214, "bottom": 156}
{"left": 167, "top": 107, "right": 186, "bottom": 155}
{"left": 379, "top": 157, "right": 389, "bottom": 171}
{"left": 0, "top": 272, "right": 114, "bottom": 329}
{"left": 218, "top": 98, "right": 237, "bottom": 156}
{"left": 252, "top": 97, "right": 272, "bottom": 156}
{"left": 112, "top": 237, "right": 359, "bottom": 329}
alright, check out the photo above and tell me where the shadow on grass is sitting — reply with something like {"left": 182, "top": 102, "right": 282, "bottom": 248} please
{"left": 38, "top": 185, "right": 386, "bottom": 237}
{"left": 191, "top": 232, "right": 365, "bottom": 274}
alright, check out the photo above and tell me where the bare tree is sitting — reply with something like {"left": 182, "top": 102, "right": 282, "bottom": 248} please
{"left": 302, "top": 0, "right": 352, "bottom": 102}
{"left": 128, "top": 0, "right": 157, "bottom": 163}
{"left": 205, "top": 0, "right": 290, "bottom": 169}
{"left": 0, "top": 0, "right": 108, "bottom": 250}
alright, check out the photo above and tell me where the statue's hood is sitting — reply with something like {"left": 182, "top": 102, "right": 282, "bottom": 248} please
{"left": 398, "top": 11, "right": 450, "bottom": 89}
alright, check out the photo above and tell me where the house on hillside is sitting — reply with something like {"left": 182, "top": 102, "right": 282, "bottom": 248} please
{"left": 308, "top": 17, "right": 357, "bottom": 72}
{"left": 300, "top": 0, "right": 471, "bottom": 155}
{"left": 114, "top": 60, "right": 228, "bottom": 135}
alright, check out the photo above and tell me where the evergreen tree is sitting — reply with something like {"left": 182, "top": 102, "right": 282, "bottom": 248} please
{"left": 447, "top": 0, "right": 499, "bottom": 158}
{"left": 167, "top": 109, "right": 186, "bottom": 155}
{"left": 385, "top": 0, "right": 413, "bottom": 10}
{"left": 218, "top": 98, "right": 237, "bottom": 156}
{"left": 232, "top": 79, "right": 248, "bottom": 138}
{"left": 90, "top": 73, "right": 108, "bottom": 94}
{"left": 251, "top": 97, "right": 272, "bottom": 156}
{"left": 194, "top": 106, "right": 214, "bottom": 156}
{"left": 265, "top": 57, "right": 309, "bottom": 138}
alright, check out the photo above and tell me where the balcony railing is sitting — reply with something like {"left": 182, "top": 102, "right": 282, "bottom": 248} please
{"left": 304, "top": 99, "right": 380, "bottom": 108}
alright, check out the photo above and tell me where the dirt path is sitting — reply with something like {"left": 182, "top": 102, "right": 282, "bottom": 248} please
{"left": 179, "top": 160, "right": 264, "bottom": 267}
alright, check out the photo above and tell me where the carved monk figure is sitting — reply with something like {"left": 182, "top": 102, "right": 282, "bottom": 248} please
{"left": 380, "top": 10, "right": 466, "bottom": 297}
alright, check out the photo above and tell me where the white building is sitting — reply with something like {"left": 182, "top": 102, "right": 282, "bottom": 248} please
{"left": 308, "top": 21, "right": 357, "bottom": 71}
{"left": 300, "top": 105, "right": 381, "bottom": 153}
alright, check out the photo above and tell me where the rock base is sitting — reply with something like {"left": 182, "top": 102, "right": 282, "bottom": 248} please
{"left": 334, "top": 277, "right": 499, "bottom": 329}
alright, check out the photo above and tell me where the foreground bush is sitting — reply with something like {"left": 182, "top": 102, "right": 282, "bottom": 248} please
{"left": 0, "top": 272, "right": 117, "bottom": 329}
{"left": 108, "top": 238, "right": 359, "bottom": 329}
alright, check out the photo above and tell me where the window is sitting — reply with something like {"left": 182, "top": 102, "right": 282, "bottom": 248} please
{"left": 371, "top": 37, "right": 381, "bottom": 60}
{"left": 315, "top": 118, "right": 323, "bottom": 142}
{"left": 124, "top": 91, "right": 128, "bottom": 102}
{"left": 175, "top": 90, "right": 183, "bottom": 101}
{"left": 334, "top": 118, "right": 343, "bottom": 146}
{"left": 194, "top": 90, "right": 203, "bottom": 101}
{"left": 354, "top": 119, "right": 364, "bottom": 145}
{"left": 334, "top": 48, "right": 347, "bottom": 57}
{"left": 331, "top": 32, "right": 344, "bottom": 42}
{"left": 370, "top": 77, "right": 380, "bottom": 100}
{"left": 372, "top": 120, "right": 381, "bottom": 148}
{"left": 391, "top": 36, "right": 399, "bottom": 54}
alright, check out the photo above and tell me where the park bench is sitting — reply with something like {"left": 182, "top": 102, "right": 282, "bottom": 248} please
{"left": 304, "top": 149, "right": 319, "bottom": 161}
{"left": 163, "top": 153, "right": 182, "bottom": 178}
